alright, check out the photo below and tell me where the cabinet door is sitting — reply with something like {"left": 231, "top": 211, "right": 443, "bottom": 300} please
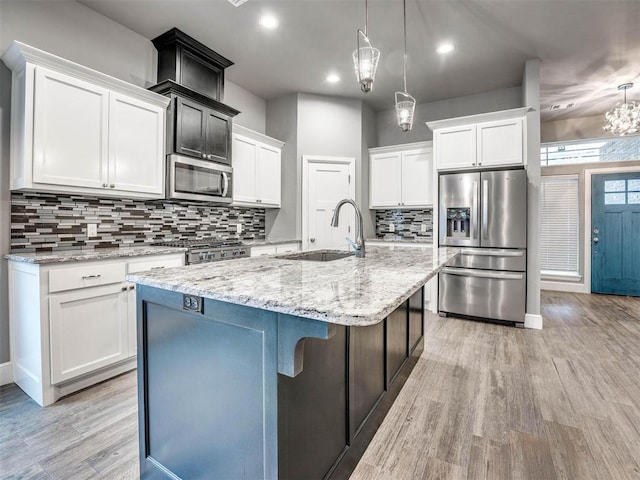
{"left": 369, "top": 153, "right": 402, "bottom": 208}
{"left": 33, "top": 67, "right": 109, "bottom": 188}
{"left": 175, "top": 97, "right": 206, "bottom": 159}
{"left": 434, "top": 125, "right": 476, "bottom": 170}
{"left": 127, "top": 283, "right": 137, "bottom": 357}
{"left": 204, "top": 110, "right": 231, "bottom": 164}
{"left": 401, "top": 150, "right": 433, "bottom": 206}
{"left": 232, "top": 135, "right": 258, "bottom": 204}
{"left": 477, "top": 118, "right": 524, "bottom": 167}
{"left": 109, "top": 93, "right": 165, "bottom": 195}
{"left": 49, "top": 284, "right": 128, "bottom": 384}
{"left": 256, "top": 144, "right": 281, "bottom": 207}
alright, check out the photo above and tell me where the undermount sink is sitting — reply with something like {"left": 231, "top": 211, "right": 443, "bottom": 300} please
{"left": 275, "top": 250, "right": 354, "bottom": 262}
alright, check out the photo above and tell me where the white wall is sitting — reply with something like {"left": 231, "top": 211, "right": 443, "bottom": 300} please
{"left": 226, "top": 80, "right": 267, "bottom": 134}
{"left": 377, "top": 86, "right": 523, "bottom": 147}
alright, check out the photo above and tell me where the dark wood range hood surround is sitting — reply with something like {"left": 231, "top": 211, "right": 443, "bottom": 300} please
{"left": 149, "top": 28, "right": 239, "bottom": 166}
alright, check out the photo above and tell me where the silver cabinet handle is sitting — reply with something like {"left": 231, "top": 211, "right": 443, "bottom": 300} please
{"left": 482, "top": 179, "right": 488, "bottom": 239}
{"left": 202, "top": 154, "right": 207, "bottom": 159}
{"left": 150, "top": 266, "right": 165, "bottom": 270}
{"left": 310, "top": 238, "right": 316, "bottom": 243}
{"left": 121, "top": 286, "right": 127, "bottom": 291}
{"left": 129, "top": 285, "right": 135, "bottom": 290}
{"left": 459, "top": 249, "right": 524, "bottom": 257}
{"left": 441, "top": 267, "right": 524, "bottom": 280}
{"left": 109, "top": 184, "right": 115, "bottom": 188}
{"left": 81, "top": 274, "right": 102, "bottom": 279}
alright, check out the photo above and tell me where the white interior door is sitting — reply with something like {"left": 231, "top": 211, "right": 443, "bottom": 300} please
{"left": 305, "top": 157, "right": 355, "bottom": 251}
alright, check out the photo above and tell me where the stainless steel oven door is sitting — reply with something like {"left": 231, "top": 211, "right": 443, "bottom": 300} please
{"left": 168, "top": 155, "right": 232, "bottom": 203}
{"left": 439, "top": 267, "right": 526, "bottom": 322}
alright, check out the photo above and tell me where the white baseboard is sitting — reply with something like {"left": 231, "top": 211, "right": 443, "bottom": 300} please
{"left": 0, "top": 362, "right": 13, "bottom": 386}
{"left": 540, "top": 280, "right": 589, "bottom": 293}
{"left": 525, "top": 313, "right": 543, "bottom": 330}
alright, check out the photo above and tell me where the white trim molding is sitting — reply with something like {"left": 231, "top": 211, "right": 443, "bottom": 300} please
{"left": 0, "top": 362, "right": 13, "bottom": 386}
{"left": 525, "top": 313, "right": 543, "bottom": 330}
{"left": 540, "top": 281, "right": 589, "bottom": 294}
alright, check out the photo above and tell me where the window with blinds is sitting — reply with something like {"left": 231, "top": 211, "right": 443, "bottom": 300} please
{"left": 540, "top": 175, "right": 580, "bottom": 279}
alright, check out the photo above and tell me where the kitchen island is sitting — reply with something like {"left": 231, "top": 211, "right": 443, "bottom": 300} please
{"left": 127, "top": 245, "right": 458, "bottom": 480}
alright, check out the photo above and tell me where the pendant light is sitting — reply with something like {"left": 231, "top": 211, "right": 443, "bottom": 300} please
{"left": 353, "top": 0, "right": 380, "bottom": 93}
{"left": 604, "top": 83, "right": 640, "bottom": 136}
{"left": 395, "top": 0, "right": 415, "bottom": 132}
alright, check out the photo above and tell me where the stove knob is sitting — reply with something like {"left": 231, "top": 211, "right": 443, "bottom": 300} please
{"left": 210, "top": 253, "right": 216, "bottom": 260}
{"left": 239, "top": 250, "right": 246, "bottom": 255}
{"left": 233, "top": 249, "right": 240, "bottom": 256}
{"left": 221, "top": 252, "right": 228, "bottom": 258}
{"left": 199, "top": 252, "right": 207, "bottom": 261}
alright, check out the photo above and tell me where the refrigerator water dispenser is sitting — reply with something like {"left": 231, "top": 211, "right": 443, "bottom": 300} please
{"left": 446, "top": 208, "right": 470, "bottom": 239}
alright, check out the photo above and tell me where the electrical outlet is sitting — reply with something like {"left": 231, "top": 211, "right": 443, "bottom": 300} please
{"left": 87, "top": 223, "right": 97, "bottom": 237}
{"left": 389, "top": 223, "right": 395, "bottom": 232}
{"left": 236, "top": 223, "right": 243, "bottom": 234}
{"left": 421, "top": 224, "right": 427, "bottom": 232}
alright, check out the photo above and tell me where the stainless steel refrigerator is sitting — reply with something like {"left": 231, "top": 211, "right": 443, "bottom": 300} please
{"left": 438, "top": 168, "right": 527, "bottom": 324}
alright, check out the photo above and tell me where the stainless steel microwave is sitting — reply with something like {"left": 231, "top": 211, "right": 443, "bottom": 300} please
{"left": 167, "top": 154, "right": 232, "bottom": 203}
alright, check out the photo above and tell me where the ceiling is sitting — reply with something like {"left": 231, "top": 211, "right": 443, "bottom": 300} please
{"left": 78, "top": 0, "right": 640, "bottom": 122}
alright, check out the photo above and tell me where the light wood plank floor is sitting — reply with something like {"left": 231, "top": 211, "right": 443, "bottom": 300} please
{"left": 2, "top": 291, "right": 640, "bottom": 479}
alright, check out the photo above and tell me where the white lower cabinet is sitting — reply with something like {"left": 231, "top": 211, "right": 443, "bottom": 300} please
{"left": 8, "top": 252, "right": 184, "bottom": 406}
{"left": 250, "top": 242, "right": 301, "bottom": 257}
{"left": 49, "top": 284, "right": 129, "bottom": 384}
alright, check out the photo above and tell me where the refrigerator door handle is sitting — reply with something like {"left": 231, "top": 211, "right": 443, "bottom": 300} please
{"left": 441, "top": 267, "right": 524, "bottom": 280}
{"left": 472, "top": 181, "right": 478, "bottom": 239}
{"left": 459, "top": 249, "right": 525, "bottom": 257}
{"left": 482, "top": 179, "right": 489, "bottom": 239}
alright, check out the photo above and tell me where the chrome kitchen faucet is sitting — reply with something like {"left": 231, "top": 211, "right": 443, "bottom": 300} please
{"left": 330, "top": 199, "right": 365, "bottom": 258}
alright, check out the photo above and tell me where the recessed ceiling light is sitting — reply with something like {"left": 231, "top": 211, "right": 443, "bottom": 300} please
{"left": 436, "top": 43, "right": 455, "bottom": 55}
{"left": 326, "top": 73, "right": 341, "bottom": 84}
{"left": 259, "top": 14, "right": 279, "bottom": 29}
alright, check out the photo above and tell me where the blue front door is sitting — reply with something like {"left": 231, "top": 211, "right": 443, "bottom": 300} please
{"left": 592, "top": 172, "right": 640, "bottom": 296}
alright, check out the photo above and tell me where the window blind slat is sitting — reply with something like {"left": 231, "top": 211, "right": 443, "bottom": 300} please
{"left": 540, "top": 175, "right": 580, "bottom": 275}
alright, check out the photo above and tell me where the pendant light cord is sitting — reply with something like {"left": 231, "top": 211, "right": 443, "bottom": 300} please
{"left": 364, "top": 0, "right": 369, "bottom": 36}
{"left": 402, "top": 0, "right": 408, "bottom": 94}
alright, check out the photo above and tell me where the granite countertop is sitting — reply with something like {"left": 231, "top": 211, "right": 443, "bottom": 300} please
{"left": 127, "top": 245, "right": 459, "bottom": 327}
{"left": 5, "top": 246, "right": 188, "bottom": 264}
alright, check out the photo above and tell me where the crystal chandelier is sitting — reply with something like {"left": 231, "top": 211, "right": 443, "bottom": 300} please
{"left": 604, "top": 83, "right": 640, "bottom": 136}
{"left": 352, "top": 0, "right": 380, "bottom": 93}
{"left": 395, "top": 0, "right": 415, "bottom": 132}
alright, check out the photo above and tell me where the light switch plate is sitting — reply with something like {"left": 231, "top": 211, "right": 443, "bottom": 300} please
{"left": 87, "top": 223, "right": 97, "bottom": 237}
{"left": 236, "top": 223, "right": 243, "bottom": 234}
{"left": 421, "top": 224, "right": 427, "bottom": 232}
{"left": 389, "top": 223, "right": 395, "bottom": 232}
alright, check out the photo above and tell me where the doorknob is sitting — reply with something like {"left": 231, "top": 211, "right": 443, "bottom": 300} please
{"left": 593, "top": 237, "right": 599, "bottom": 243}
{"left": 310, "top": 238, "right": 316, "bottom": 243}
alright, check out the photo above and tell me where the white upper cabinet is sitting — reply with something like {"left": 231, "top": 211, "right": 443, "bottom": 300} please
{"left": 109, "top": 93, "right": 165, "bottom": 195}
{"left": 428, "top": 108, "right": 529, "bottom": 171}
{"left": 232, "top": 125, "right": 284, "bottom": 208}
{"left": 2, "top": 42, "right": 170, "bottom": 199}
{"left": 369, "top": 142, "right": 433, "bottom": 209}
{"left": 33, "top": 67, "right": 110, "bottom": 189}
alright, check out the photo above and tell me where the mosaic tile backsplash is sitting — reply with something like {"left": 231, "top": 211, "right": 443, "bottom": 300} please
{"left": 11, "top": 193, "right": 266, "bottom": 252}
{"left": 374, "top": 208, "right": 433, "bottom": 242}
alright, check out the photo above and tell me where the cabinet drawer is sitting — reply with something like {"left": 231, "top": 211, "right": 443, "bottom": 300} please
{"left": 49, "top": 263, "right": 125, "bottom": 293}
{"left": 127, "top": 255, "right": 184, "bottom": 273}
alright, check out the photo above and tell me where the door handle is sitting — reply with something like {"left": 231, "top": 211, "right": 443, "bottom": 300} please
{"left": 221, "top": 172, "right": 229, "bottom": 197}
{"left": 482, "top": 179, "right": 488, "bottom": 239}
{"left": 472, "top": 181, "right": 478, "bottom": 239}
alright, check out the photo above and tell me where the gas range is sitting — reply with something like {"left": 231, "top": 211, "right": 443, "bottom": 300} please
{"left": 158, "top": 238, "right": 251, "bottom": 264}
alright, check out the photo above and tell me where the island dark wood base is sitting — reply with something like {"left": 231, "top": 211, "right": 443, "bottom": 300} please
{"left": 136, "top": 285, "right": 424, "bottom": 480}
